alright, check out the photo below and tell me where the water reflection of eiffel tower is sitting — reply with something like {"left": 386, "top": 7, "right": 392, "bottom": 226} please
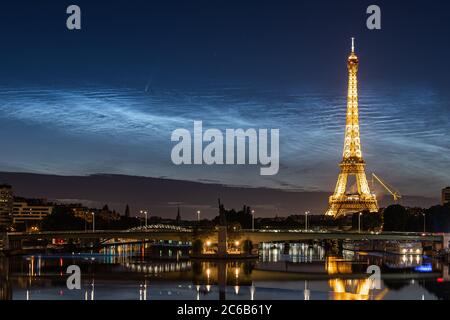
{"left": 326, "top": 257, "right": 379, "bottom": 300}
{"left": 326, "top": 38, "right": 378, "bottom": 218}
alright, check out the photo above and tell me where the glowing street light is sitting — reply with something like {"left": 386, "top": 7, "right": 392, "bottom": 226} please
{"left": 422, "top": 212, "right": 426, "bottom": 233}
{"left": 197, "top": 210, "right": 201, "bottom": 222}
{"left": 305, "top": 211, "right": 310, "bottom": 231}
{"left": 358, "top": 212, "right": 363, "bottom": 233}
{"left": 139, "top": 210, "right": 148, "bottom": 228}
{"left": 251, "top": 210, "right": 255, "bottom": 231}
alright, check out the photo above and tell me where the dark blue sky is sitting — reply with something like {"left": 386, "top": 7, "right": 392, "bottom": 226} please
{"left": 0, "top": 0, "right": 449, "bottom": 200}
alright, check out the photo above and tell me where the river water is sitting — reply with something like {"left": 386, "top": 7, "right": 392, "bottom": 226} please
{"left": 0, "top": 242, "right": 448, "bottom": 300}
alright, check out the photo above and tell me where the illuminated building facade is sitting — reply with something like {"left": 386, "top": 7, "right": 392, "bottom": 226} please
{"left": 12, "top": 198, "right": 53, "bottom": 232}
{"left": 326, "top": 39, "right": 378, "bottom": 218}
{"left": 0, "top": 184, "right": 13, "bottom": 229}
{"left": 442, "top": 187, "right": 450, "bottom": 205}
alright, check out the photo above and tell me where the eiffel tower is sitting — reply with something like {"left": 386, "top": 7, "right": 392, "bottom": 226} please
{"left": 326, "top": 38, "right": 378, "bottom": 218}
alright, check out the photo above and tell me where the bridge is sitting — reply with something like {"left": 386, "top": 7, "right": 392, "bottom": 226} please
{"left": 2, "top": 228, "right": 449, "bottom": 252}
{"left": 4, "top": 229, "right": 192, "bottom": 250}
{"left": 238, "top": 230, "right": 444, "bottom": 244}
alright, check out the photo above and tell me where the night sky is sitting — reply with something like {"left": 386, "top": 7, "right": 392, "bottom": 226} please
{"left": 0, "top": 0, "right": 449, "bottom": 201}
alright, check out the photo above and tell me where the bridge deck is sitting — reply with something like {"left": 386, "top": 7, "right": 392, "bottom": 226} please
{"left": 7, "top": 229, "right": 443, "bottom": 243}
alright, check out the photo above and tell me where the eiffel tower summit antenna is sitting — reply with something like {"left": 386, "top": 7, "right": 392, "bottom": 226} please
{"left": 325, "top": 39, "right": 378, "bottom": 218}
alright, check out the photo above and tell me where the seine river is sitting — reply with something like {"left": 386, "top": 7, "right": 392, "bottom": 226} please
{"left": 1, "top": 242, "right": 448, "bottom": 300}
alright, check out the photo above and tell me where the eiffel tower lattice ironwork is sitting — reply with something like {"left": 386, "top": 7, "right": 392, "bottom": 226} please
{"left": 325, "top": 38, "right": 378, "bottom": 218}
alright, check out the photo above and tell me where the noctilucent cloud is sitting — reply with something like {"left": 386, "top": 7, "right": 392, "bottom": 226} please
{"left": 0, "top": 0, "right": 449, "bottom": 197}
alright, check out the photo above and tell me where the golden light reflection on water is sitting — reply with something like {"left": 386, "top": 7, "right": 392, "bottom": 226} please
{"left": 328, "top": 278, "right": 373, "bottom": 300}
{"left": 5, "top": 243, "right": 444, "bottom": 300}
{"left": 326, "top": 256, "right": 353, "bottom": 275}
{"left": 326, "top": 256, "right": 380, "bottom": 300}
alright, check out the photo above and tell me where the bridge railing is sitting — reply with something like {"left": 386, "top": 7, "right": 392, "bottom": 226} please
{"left": 238, "top": 229, "right": 436, "bottom": 236}
{"left": 7, "top": 229, "right": 193, "bottom": 237}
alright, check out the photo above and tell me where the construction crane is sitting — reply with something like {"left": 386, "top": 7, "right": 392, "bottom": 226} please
{"left": 371, "top": 173, "right": 402, "bottom": 202}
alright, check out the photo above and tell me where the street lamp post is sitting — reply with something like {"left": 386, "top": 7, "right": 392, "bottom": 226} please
{"left": 423, "top": 212, "right": 426, "bottom": 233}
{"left": 197, "top": 210, "right": 201, "bottom": 223}
{"left": 140, "top": 210, "right": 148, "bottom": 228}
{"left": 92, "top": 212, "right": 95, "bottom": 232}
{"left": 144, "top": 211, "right": 148, "bottom": 227}
{"left": 358, "top": 212, "right": 362, "bottom": 233}
{"left": 305, "top": 211, "right": 310, "bottom": 232}
{"left": 251, "top": 210, "right": 255, "bottom": 232}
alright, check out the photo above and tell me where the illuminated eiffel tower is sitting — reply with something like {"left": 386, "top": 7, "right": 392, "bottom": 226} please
{"left": 326, "top": 38, "right": 378, "bottom": 218}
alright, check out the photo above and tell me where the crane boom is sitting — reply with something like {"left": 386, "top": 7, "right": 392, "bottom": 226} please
{"left": 372, "top": 173, "right": 402, "bottom": 202}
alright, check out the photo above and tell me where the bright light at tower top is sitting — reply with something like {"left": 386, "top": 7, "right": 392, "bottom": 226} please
{"left": 348, "top": 37, "right": 358, "bottom": 65}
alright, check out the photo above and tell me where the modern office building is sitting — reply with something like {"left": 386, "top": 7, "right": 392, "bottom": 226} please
{"left": 442, "top": 187, "right": 450, "bottom": 205}
{"left": 65, "top": 203, "right": 92, "bottom": 223}
{"left": 0, "top": 184, "right": 13, "bottom": 230}
{"left": 12, "top": 197, "right": 53, "bottom": 231}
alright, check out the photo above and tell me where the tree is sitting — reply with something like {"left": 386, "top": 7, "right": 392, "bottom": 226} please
{"left": 352, "top": 211, "right": 382, "bottom": 231}
{"left": 212, "top": 203, "right": 252, "bottom": 229}
{"left": 124, "top": 204, "right": 130, "bottom": 218}
{"left": 383, "top": 205, "right": 409, "bottom": 231}
{"left": 42, "top": 206, "right": 85, "bottom": 231}
{"left": 425, "top": 205, "right": 450, "bottom": 233}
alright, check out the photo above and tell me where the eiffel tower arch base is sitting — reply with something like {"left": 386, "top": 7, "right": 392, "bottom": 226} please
{"left": 326, "top": 195, "right": 378, "bottom": 218}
